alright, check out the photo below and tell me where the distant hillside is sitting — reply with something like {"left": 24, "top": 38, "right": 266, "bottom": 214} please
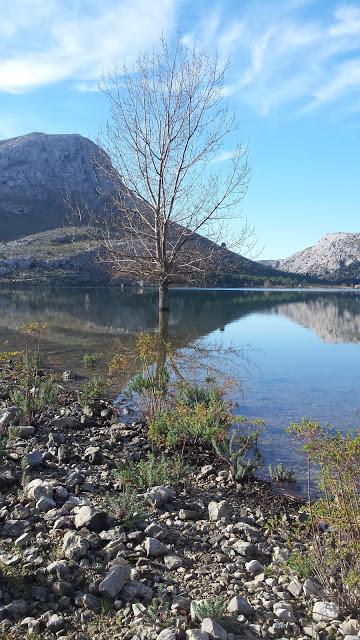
{"left": 0, "top": 132, "right": 116, "bottom": 242}
{"left": 0, "top": 132, "right": 312, "bottom": 287}
{"left": 277, "top": 233, "right": 360, "bottom": 282}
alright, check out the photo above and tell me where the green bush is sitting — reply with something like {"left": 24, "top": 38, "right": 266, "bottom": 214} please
{"left": 148, "top": 388, "right": 230, "bottom": 448}
{"left": 115, "top": 451, "right": 188, "bottom": 489}
{"left": 213, "top": 422, "right": 262, "bottom": 481}
{"left": 268, "top": 463, "right": 296, "bottom": 484}
{"left": 288, "top": 419, "right": 360, "bottom": 612}
{"left": 83, "top": 353, "right": 97, "bottom": 368}
{"left": 82, "top": 376, "right": 106, "bottom": 407}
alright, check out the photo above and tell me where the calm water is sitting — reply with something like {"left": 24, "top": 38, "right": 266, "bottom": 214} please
{"left": 1, "top": 286, "right": 360, "bottom": 487}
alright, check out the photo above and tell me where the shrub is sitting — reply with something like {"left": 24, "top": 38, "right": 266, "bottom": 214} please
{"left": 288, "top": 419, "right": 360, "bottom": 612}
{"left": 115, "top": 451, "right": 188, "bottom": 489}
{"left": 104, "top": 488, "right": 148, "bottom": 529}
{"left": 9, "top": 351, "right": 58, "bottom": 423}
{"left": 212, "top": 421, "right": 263, "bottom": 481}
{"left": 268, "top": 463, "right": 296, "bottom": 484}
{"left": 147, "top": 389, "right": 230, "bottom": 449}
{"left": 193, "top": 597, "right": 226, "bottom": 622}
{"left": 83, "top": 353, "right": 97, "bottom": 368}
{"left": 82, "top": 376, "right": 106, "bottom": 408}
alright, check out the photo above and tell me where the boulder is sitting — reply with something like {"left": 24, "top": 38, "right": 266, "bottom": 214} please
{"left": 98, "top": 560, "right": 131, "bottom": 598}
{"left": 208, "top": 500, "right": 230, "bottom": 521}
{"left": 144, "top": 537, "right": 168, "bottom": 557}
{"left": 201, "top": 618, "right": 227, "bottom": 640}
{"left": 312, "top": 601, "right": 339, "bottom": 622}
{"left": 74, "top": 505, "right": 108, "bottom": 532}
{"left": 227, "top": 595, "right": 254, "bottom": 616}
{"left": 273, "top": 601, "right": 296, "bottom": 623}
{"left": 62, "top": 531, "right": 89, "bottom": 560}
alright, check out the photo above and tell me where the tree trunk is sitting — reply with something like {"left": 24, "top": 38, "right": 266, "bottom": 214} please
{"left": 158, "top": 280, "right": 169, "bottom": 313}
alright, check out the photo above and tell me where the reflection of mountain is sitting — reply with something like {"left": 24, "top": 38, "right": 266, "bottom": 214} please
{"left": 1, "top": 288, "right": 360, "bottom": 360}
{"left": 272, "top": 294, "right": 360, "bottom": 343}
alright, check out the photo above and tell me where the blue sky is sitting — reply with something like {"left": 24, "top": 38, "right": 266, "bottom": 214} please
{"left": 0, "top": 0, "right": 359, "bottom": 258}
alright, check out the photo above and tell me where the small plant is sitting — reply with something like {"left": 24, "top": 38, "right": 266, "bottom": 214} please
{"left": 268, "top": 463, "right": 296, "bottom": 484}
{"left": 0, "top": 436, "right": 7, "bottom": 459}
{"left": 193, "top": 597, "right": 226, "bottom": 622}
{"left": 82, "top": 376, "right": 106, "bottom": 408}
{"left": 287, "top": 549, "right": 314, "bottom": 580}
{"left": 83, "top": 353, "right": 97, "bottom": 368}
{"left": 103, "top": 488, "right": 148, "bottom": 529}
{"left": 115, "top": 451, "right": 188, "bottom": 489}
{"left": 212, "top": 422, "right": 263, "bottom": 481}
{"left": 148, "top": 383, "right": 231, "bottom": 449}
{"left": 7, "top": 426, "right": 20, "bottom": 441}
{"left": 288, "top": 419, "right": 360, "bottom": 612}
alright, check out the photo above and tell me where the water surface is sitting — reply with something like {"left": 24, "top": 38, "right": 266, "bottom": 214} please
{"left": 1, "top": 286, "right": 359, "bottom": 488}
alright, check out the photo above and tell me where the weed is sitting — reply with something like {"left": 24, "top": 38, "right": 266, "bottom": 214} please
{"left": 103, "top": 488, "right": 148, "bottom": 529}
{"left": 268, "top": 463, "right": 296, "bottom": 484}
{"left": 193, "top": 597, "right": 226, "bottom": 622}
{"left": 213, "top": 423, "right": 262, "bottom": 481}
{"left": 83, "top": 353, "right": 97, "bottom": 368}
{"left": 82, "top": 376, "right": 106, "bottom": 408}
{"left": 288, "top": 419, "right": 360, "bottom": 612}
{"left": 115, "top": 451, "right": 188, "bottom": 489}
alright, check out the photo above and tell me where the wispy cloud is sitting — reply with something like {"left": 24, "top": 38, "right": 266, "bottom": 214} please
{"left": 0, "top": 0, "right": 176, "bottom": 93}
{"left": 185, "top": 1, "right": 360, "bottom": 117}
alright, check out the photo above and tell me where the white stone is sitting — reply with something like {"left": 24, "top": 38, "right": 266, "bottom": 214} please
{"left": 201, "top": 618, "right": 227, "bottom": 640}
{"left": 227, "top": 595, "right": 254, "bottom": 616}
{"left": 312, "top": 601, "right": 339, "bottom": 622}
{"left": 208, "top": 500, "right": 230, "bottom": 522}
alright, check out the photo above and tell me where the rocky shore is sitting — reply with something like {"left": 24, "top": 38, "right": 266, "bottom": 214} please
{"left": 0, "top": 383, "right": 359, "bottom": 640}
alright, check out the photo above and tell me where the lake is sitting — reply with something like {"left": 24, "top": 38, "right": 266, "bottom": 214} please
{"left": 1, "top": 286, "right": 360, "bottom": 489}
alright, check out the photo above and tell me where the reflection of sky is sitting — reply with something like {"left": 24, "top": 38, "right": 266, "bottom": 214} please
{"left": 204, "top": 311, "right": 360, "bottom": 489}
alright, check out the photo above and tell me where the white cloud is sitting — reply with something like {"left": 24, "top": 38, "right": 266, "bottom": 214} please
{"left": 186, "top": 1, "right": 360, "bottom": 117}
{"left": 211, "top": 150, "right": 236, "bottom": 163}
{"left": 0, "top": 0, "right": 176, "bottom": 93}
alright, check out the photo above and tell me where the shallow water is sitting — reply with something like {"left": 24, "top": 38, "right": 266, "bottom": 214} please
{"left": 1, "top": 286, "right": 359, "bottom": 490}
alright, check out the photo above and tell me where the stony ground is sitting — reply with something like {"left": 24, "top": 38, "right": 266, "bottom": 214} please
{"left": 0, "top": 386, "right": 359, "bottom": 640}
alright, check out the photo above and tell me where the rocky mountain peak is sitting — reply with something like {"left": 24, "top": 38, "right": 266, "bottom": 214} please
{"left": 0, "top": 132, "right": 116, "bottom": 241}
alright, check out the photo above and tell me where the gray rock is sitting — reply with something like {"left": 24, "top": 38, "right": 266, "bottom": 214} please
{"left": 232, "top": 539, "right": 257, "bottom": 559}
{"left": 25, "top": 478, "right": 53, "bottom": 500}
{"left": 82, "top": 593, "right": 101, "bottom": 612}
{"left": 208, "top": 500, "right": 230, "bottom": 521}
{"left": 303, "top": 578, "right": 322, "bottom": 597}
{"left": 273, "top": 601, "right": 296, "bottom": 623}
{"left": 144, "top": 537, "right": 168, "bottom": 557}
{"left": 164, "top": 554, "right": 183, "bottom": 570}
{"left": 312, "top": 601, "right": 339, "bottom": 622}
{"left": 62, "top": 531, "right": 89, "bottom": 560}
{"left": 156, "top": 630, "right": 178, "bottom": 640}
{"left": 245, "top": 559, "right": 263, "bottom": 574}
{"left": 201, "top": 618, "right": 227, "bottom": 640}
{"left": 227, "top": 595, "right": 254, "bottom": 616}
{"left": 147, "top": 485, "right": 175, "bottom": 507}
{"left": 0, "top": 406, "right": 19, "bottom": 430}
{"left": 287, "top": 577, "right": 302, "bottom": 597}
{"left": 47, "top": 614, "right": 66, "bottom": 632}
{"left": 27, "top": 450, "right": 43, "bottom": 467}
{"left": 98, "top": 560, "right": 131, "bottom": 598}
{"left": 36, "top": 496, "right": 56, "bottom": 512}
{"left": 74, "top": 505, "right": 108, "bottom": 532}
{"left": 6, "top": 599, "right": 28, "bottom": 619}
{"left": 84, "top": 446, "right": 103, "bottom": 464}
{"left": 17, "top": 425, "right": 35, "bottom": 438}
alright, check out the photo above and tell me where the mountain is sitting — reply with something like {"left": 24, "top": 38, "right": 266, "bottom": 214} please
{"left": 277, "top": 233, "right": 360, "bottom": 282}
{"left": 0, "top": 132, "right": 115, "bottom": 242}
{"left": 0, "top": 131, "right": 314, "bottom": 287}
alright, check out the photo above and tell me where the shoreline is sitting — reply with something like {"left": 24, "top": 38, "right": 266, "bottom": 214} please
{"left": 0, "top": 375, "right": 356, "bottom": 639}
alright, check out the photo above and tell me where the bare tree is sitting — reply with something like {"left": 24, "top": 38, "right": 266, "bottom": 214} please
{"left": 78, "top": 37, "right": 252, "bottom": 315}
